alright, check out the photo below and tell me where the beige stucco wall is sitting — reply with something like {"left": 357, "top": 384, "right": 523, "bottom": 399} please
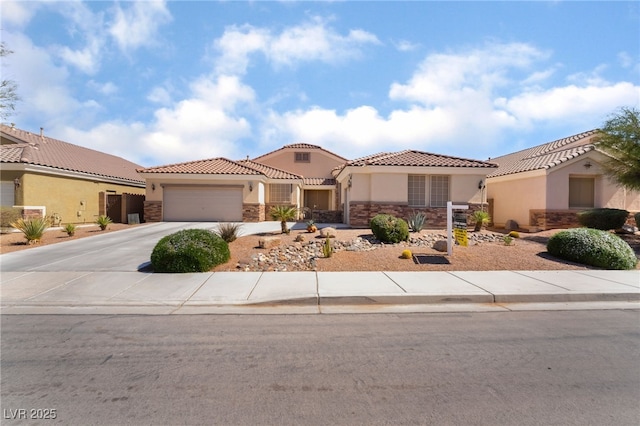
{"left": 487, "top": 174, "right": 547, "bottom": 227}
{"left": 257, "top": 149, "right": 344, "bottom": 178}
{"left": 14, "top": 172, "right": 144, "bottom": 224}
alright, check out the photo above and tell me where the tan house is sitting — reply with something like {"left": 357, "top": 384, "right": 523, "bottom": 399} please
{"left": 1, "top": 124, "right": 146, "bottom": 224}
{"left": 139, "top": 144, "right": 498, "bottom": 227}
{"left": 333, "top": 150, "right": 498, "bottom": 227}
{"left": 486, "top": 130, "right": 640, "bottom": 230}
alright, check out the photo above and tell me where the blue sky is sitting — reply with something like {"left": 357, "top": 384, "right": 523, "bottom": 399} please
{"left": 1, "top": 1, "right": 638, "bottom": 167}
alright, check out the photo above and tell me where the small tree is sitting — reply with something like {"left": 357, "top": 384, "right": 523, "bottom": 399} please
{"left": 269, "top": 205, "right": 297, "bottom": 234}
{"left": 0, "top": 42, "right": 20, "bottom": 120}
{"left": 594, "top": 107, "right": 640, "bottom": 191}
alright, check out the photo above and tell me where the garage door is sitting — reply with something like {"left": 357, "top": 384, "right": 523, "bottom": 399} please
{"left": 163, "top": 186, "right": 243, "bottom": 222}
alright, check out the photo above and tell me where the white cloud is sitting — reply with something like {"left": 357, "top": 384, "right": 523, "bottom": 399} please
{"left": 108, "top": 0, "right": 172, "bottom": 52}
{"left": 214, "top": 17, "right": 380, "bottom": 75}
{"left": 147, "top": 86, "right": 172, "bottom": 105}
{"left": 88, "top": 80, "right": 118, "bottom": 96}
{"left": 394, "top": 39, "right": 420, "bottom": 52}
{"left": 0, "top": 0, "right": 37, "bottom": 28}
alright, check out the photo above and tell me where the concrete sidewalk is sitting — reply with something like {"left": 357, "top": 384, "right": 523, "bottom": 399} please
{"left": 1, "top": 269, "right": 638, "bottom": 315}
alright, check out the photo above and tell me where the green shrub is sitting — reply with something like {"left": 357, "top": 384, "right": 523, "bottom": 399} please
{"left": 370, "top": 214, "right": 409, "bottom": 243}
{"left": 547, "top": 228, "right": 637, "bottom": 270}
{"left": 472, "top": 210, "right": 490, "bottom": 232}
{"left": 407, "top": 211, "right": 426, "bottom": 232}
{"left": 1, "top": 207, "right": 22, "bottom": 229}
{"left": 635, "top": 212, "right": 640, "bottom": 229}
{"left": 62, "top": 223, "right": 76, "bottom": 236}
{"left": 216, "top": 222, "right": 242, "bottom": 243}
{"left": 577, "top": 208, "right": 629, "bottom": 230}
{"left": 95, "top": 215, "right": 113, "bottom": 230}
{"left": 11, "top": 217, "right": 48, "bottom": 244}
{"left": 151, "top": 229, "right": 230, "bottom": 273}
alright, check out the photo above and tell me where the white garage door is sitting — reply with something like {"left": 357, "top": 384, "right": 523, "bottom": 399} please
{"left": 163, "top": 186, "right": 243, "bottom": 222}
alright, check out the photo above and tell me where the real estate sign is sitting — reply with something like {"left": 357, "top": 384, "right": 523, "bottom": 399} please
{"left": 446, "top": 202, "right": 469, "bottom": 256}
{"left": 453, "top": 213, "right": 468, "bottom": 247}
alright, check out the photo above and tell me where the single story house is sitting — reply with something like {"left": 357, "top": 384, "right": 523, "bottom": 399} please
{"left": 332, "top": 150, "right": 498, "bottom": 227}
{"left": 1, "top": 124, "right": 146, "bottom": 224}
{"left": 138, "top": 144, "right": 498, "bottom": 227}
{"left": 486, "top": 130, "right": 640, "bottom": 230}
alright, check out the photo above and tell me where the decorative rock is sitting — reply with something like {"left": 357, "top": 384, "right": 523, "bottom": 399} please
{"left": 258, "top": 236, "right": 281, "bottom": 249}
{"left": 619, "top": 224, "right": 638, "bottom": 234}
{"left": 433, "top": 240, "right": 448, "bottom": 252}
{"left": 294, "top": 234, "right": 305, "bottom": 242}
{"left": 320, "top": 227, "right": 337, "bottom": 238}
{"left": 505, "top": 220, "right": 519, "bottom": 231}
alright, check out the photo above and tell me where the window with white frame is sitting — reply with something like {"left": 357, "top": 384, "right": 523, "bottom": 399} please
{"left": 408, "top": 175, "right": 426, "bottom": 207}
{"left": 430, "top": 175, "right": 450, "bottom": 207}
{"left": 569, "top": 177, "right": 595, "bottom": 208}
{"left": 269, "top": 184, "right": 292, "bottom": 203}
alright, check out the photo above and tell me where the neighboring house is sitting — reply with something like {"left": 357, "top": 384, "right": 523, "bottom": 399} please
{"left": 333, "top": 150, "right": 498, "bottom": 227}
{"left": 138, "top": 144, "right": 498, "bottom": 227}
{"left": 138, "top": 143, "right": 347, "bottom": 223}
{"left": 486, "top": 130, "right": 640, "bottom": 230}
{"left": 1, "top": 124, "right": 146, "bottom": 224}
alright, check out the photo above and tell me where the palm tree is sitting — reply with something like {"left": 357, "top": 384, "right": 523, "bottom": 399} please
{"left": 269, "top": 205, "right": 298, "bottom": 234}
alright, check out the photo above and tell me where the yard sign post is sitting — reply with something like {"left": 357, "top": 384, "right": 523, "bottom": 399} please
{"left": 446, "top": 201, "right": 469, "bottom": 256}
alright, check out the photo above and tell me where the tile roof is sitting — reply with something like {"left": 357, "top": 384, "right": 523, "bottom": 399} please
{"left": 303, "top": 177, "right": 336, "bottom": 186}
{"left": 252, "top": 142, "right": 348, "bottom": 162}
{"left": 340, "top": 150, "right": 498, "bottom": 169}
{"left": 237, "top": 159, "right": 302, "bottom": 180}
{"left": 0, "top": 124, "right": 144, "bottom": 184}
{"left": 487, "top": 130, "right": 599, "bottom": 178}
{"left": 137, "top": 158, "right": 264, "bottom": 175}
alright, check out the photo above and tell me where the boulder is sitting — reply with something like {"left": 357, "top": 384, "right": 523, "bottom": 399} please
{"left": 320, "top": 227, "right": 337, "bottom": 238}
{"left": 433, "top": 240, "right": 448, "bottom": 252}
{"left": 504, "top": 219, "right": 519, "bottom": 231}
{"left": 258, "top": 236, "right": 281, "bottom": 249}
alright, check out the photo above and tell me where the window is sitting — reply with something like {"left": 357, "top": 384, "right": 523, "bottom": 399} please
{"left": 430, "top": 175, "right": 449, "bottom": 207}
{"left": 408, "top": 175, "right": 426, "bottom": 207}
{"left": 569, "top": 177, "right": 594, "bottom": 208}
{"left": 269, "top": 184, "right": 291, "bottom": 203}
{"left": 295, "top": 152, "right": 310, "bottom": 163}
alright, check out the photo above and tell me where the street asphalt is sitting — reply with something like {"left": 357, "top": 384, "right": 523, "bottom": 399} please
{"left": 1, "top": 222, "right": 639, "bottom": 314}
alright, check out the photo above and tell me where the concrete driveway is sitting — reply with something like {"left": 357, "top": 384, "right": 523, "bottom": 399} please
{"left": 0, "top": 221, "right": 298, "bottom": 273}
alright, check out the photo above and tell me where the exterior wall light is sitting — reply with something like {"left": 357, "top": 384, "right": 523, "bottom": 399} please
{"left": 249, "top": 182, "right": 254, "bottom": 192}
{"left": 13, "top": 177, "right": 20, "bottom": 189}
{"left": 151, "top": 183, "right": 156, "bottom": 191}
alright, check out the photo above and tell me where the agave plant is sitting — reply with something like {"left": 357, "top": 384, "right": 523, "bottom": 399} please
{"left": 472, "top": 210, "right": 490, "bottom": 232}
{"left": 407, "top": 211, "right": 427, "bottom": 232}
{"left": 269, "top": 206, "right": 297, "bottom": 234}
{"left": 11, "top": 217, "right": 48, "bottom": 244}
{"left": 62, "top": 223, "right": 77, "bottom": 236}
{"left": 95, "top": 215, "right": 113, "bottom": 230}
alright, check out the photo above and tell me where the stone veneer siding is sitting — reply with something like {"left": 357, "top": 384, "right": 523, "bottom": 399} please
{"left": 243, "top": 204, "right": 265, "bottom": 222}
{"left": 309, "top": 209, "right": 343, "bottom": 223}
{"left": 530, "top": 209, "right": 640, "bottom": 230}
{"left": 143, "top": 200, "right": 162, "bottom": 222}
{"left": 348, "top": 202, "right": 485, "bottom": 228}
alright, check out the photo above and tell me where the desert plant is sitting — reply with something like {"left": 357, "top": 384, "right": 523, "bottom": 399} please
{"left": 577, "top": 208, "right": 629, "bottom": 230}
{"left": 62, "top": 223, "right": 76, "bottom": 236}
{"left": 95, "top": 215, "right": 113, "bottom": 230}
{"left": 1, "top": 207, "right": 22, "bottom": 229}
{"left": 503, "top": 235, "right": 514, "bottom": 246}
{"left": 306, "top": 220, "right": 317, "bottom": 233}
{"left": 472, "top": 210, "right": 490, "bottom": 232}
{"left": 11, "top": 217, "right": 48, "bottom": 244}
{"left": 401, "top": 249, "right": 413, "bottom": 259}
{"left": 216, "top": 222, "right": 242, "bottom": 243}
{"left": 151, "top": 229, "right": 230, "bottom": 273}
{"left": 322, "top": 236, "right": 333, "bottom": 258}
{"left": 407, "top": 211, "right": 427, "bottom": 232}
{"left": 269, "top": 205, "right": 297, "bottom": 234}
{"left": 370, "top": 214, "right": 409, "bottom": 244}
{"left": 547, "top": 228, "right": 637, "bottom": 270}
{"left": 635, "top": 212, "right": 640, "bottom": 229}
{"left": 508, "top": 230, "right": 520, "bottom": 238}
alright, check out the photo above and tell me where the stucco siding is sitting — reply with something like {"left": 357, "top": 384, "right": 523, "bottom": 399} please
{"left": 19, "top": 173, "right": 144, "bottom": 224}
{"left": 258, "top": 150, "right": 343, "bottom": 178}
{"left": 488, "top": 175, "right": 547, "bottom": 227}
{"left": 451, "top": 174, "right": 486, "bottom": 204}
{"left": 370, "top": 174, "right": 406, "bottom": 203}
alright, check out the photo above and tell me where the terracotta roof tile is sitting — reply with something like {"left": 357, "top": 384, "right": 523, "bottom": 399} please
{"left": 1, "top": 124, "right": 144, "bottom": 184}
{"left": 237, "top": 160, "right": 302, "bottom": 180}
{"left": 343, "top": 150, "right": 498, "bottom": 168}
{"left": 487, "top": 130, "right": 599, "bottom": 178}
{"left": 137, "top": 157, "right": 263, "bottom": 175}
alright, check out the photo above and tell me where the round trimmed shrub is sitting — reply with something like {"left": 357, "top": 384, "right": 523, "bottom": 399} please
{"left": 547, "top": 228, "right": 637, "bottom": 270}
{"left": 370, "top": 214, "right": 409, "bottom": 243}
{"left": 151, "top": 229, "right": 230, "bottom": 273}
{"left": 577, "top": 208, "right": 629, "bottom": 230}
